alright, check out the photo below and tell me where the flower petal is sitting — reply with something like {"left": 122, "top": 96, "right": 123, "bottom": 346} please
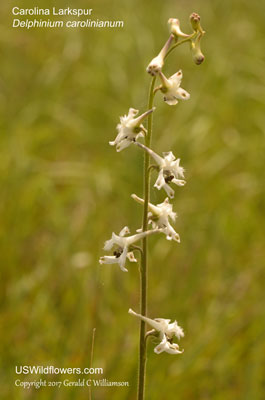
{"left": 164, "top": 96, "right": 179, "bottom": 106}
{"left": 154, "top": 170, "right": 166, "bottom": 190}
{"left": 171, "top": 178, "right": 186, "bottom": 187}
{"left": 163, "top": 151, "right": 176, "bottom": 162}
{"left": 172, "top": 159, "right": 185, "bottom": 178}
{"left": 154, "top": 335, "right": 183, "bottom": 355}
{"left": 169, "top": 69, "right": 183, "bottom": 85}
{"left": 118, "top": 248, "right": 128, "bottom": 272}
{"left": 175, "top": 87, "right": 190, "bottom": 100}
{"left": 119, "top": 226, "right": 130, "bottom": 237}
{"left": 168, "top": 321, "right": 185, "bottom": 339}
{"left": 164, "top": 343, "right": 184, "bottom": 355}
{"left": 128, "top": 108, "right": 139, "bottom": 118}
{"left": 154, "top": 334, "right": 170, "bottom": 354}
{"left": 99, "top": 256, "right": 119, "bottom": 265}
{"left": 103, "top": 235, "right": 115, "bottom": 251}
{"left": 166, "top": 230, "right": 180, "bottom": 243}
{"left": 162, "top": 183, "right": 175, "bottom": 198}
{"left": 116, "top": 139, "right": 132, "bottom": 152}
{"left": 127, "top": 251, "right": 137, "bottom": 262}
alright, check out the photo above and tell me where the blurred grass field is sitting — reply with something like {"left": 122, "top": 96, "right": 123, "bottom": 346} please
{"left": 1, "top": 0, "right": 265, "bottom": 399}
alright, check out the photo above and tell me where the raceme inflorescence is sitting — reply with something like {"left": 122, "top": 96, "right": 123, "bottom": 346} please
{"left": 99, "top": 12, "right": 205, "bottom": 400}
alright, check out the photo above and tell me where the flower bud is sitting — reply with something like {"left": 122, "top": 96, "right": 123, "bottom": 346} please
{"left": 190, "top": 12, "right": 204, "bottom": 33}
{"left": 168, "top": 18, "right": 189, "bottom": 39}
{"left": 190, "top": 33, "right": 205, "bottom": 65}
{"left": 146, "top": 54, "right": 164, "bottom": 76}
{"left": 146, "top": 35, "right": 174, "bottom": 76}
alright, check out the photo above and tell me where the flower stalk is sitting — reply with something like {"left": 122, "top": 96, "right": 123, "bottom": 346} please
{"left": 137, "top": 75, "right": 157, "bottom": 400}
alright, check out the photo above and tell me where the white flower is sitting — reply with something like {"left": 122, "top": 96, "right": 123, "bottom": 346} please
{"left": 168, "top": 18, "right": 189, "bottom": 38}
{"left": 146, "top": 35, "right": 174, "bottom": 76}
{"left": 156, "top": 70, "right": 190, "bottom": 106}
{"left": 109, "top": 108, "right": 155, "bottom": 152}
{"left": 129, "top": 309, "right": 184, "bottom": 355}
{"left": 99, "top": 226, "right": 161, "bottom": 272}
{"left": 131, "top": 194, "right": 180, "bottom": 242}
{"left": 135, "top": 142, "right": 186, "bottom": 198}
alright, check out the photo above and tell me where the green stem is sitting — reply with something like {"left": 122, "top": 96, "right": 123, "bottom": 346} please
{"left": 137, "top": 76, "right": 156, "bottom": 400}
{"left": 88, "top": 328, "right": 96, "bottom": 400}
{"left": 137, "top": 35, "right": 194, "bottom": 399}
{"left": 164, "top": 33, "right": 196, "bottom": 60}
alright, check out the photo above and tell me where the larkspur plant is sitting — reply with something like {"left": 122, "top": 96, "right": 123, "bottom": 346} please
{"left": 99, "top": 12, "right": 205, "bottom": 400}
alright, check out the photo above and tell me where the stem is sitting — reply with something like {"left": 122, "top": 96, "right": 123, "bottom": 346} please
{"left": 88, "top": 328, "right": 96, "bottom": 400}
{"left": 137, "top": 35, "right": 193, "bottom": 399}
{"left": 164, "top": 33, "right": 196, "bottom": 59}
{"left": 130, "top": 245, "right": 144, "bottom": 256}
{"left": 137, "top": 75, "right": 156, "bottom": 400}
{"left": 148, "top": 164, "right": 159, "bottom": 173}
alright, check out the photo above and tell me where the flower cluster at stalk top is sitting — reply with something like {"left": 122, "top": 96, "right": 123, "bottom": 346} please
{"left": 129, "top": 309, "right": 184, "bottom": 355}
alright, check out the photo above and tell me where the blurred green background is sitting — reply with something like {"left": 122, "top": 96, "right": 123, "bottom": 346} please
{"left": 1, "top": 0, "right": 265, "bottom": 399}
